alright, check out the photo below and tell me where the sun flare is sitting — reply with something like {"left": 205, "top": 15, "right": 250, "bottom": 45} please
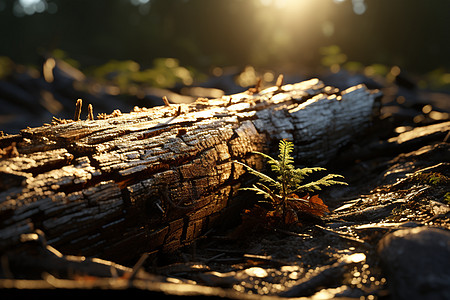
{"left": 259, "top": 0, "right": 316, "bottom": 10}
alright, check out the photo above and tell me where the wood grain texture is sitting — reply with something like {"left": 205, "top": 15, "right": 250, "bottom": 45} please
{"left": 0, "top": 78, "right": 381, "bottom": 263}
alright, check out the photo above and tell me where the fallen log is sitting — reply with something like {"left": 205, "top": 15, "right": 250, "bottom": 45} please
{"left": 0, "top": 78, "right": 381, "bottom": 264}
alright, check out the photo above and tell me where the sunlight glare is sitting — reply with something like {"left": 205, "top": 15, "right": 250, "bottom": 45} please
{"left": 251, "top": 0, "right": 357, "bottom": 67}
{"left": 15, "top": 0, "right": 53, "bottom": 16}
{"left": 19, "top": 0, "right": 41, "bottom": 6}
{"left": 20, "top": 0, "right": 46, "bottom": 12}
{"left": 245, "top": 267, "right": 269, "bottom": 278}
{"left": 347, "top": 253, "right": 366, "bottom": 263}
{"left": 352, "top": 0, "right": 366, "bottom": 15}
{"left": 260, "top": 0, "right": 315, "bottom": 10}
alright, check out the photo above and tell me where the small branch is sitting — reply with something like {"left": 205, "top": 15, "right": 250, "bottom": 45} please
{"left": 87, "top": 104, "right": 94, "bottom": 121}
{"left": 126, "top": 253, "right": 149, "bottom": 281}
{"left": 314, "top": 225, "right": 370, "bottom": 248}
{"left": 162, "top": 96, "right": 170, "bottom": 106}
{"left": 276, "top": 74, "right": 284, "bottom": 90}
{"left": 73, "top": 98, "right": 82, "bottom": 121}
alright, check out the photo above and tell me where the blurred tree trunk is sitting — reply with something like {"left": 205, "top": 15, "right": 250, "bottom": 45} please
{"left": 0, "top": 78, "right": 381, "bottom": 264}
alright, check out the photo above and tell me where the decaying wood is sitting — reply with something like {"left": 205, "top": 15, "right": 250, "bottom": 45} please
{"left": 0, "top": 78, "right": 381, "bottom": 263}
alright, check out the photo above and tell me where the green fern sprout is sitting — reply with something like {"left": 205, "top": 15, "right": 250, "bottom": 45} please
{"left": 235, "top": 140, "right": 347, "bottom": 217}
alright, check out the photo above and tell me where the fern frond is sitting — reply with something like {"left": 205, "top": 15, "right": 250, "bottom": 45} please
{"left": 292, "top": 173, "right": 347, "bottom": 193}
{"left": 251, "top": 151, "right": 283, "bottom": 174}
{"left": 240, "top": 185, "right": 272, "bottom": 199}
{"left": 278, "top": 140, "right": 295, "bottom": 169}
{"left": 285, "top": 196, "right": 309, "bottom": 203}
{"left": 234, "top": 161, "right": 282, "bottom": 190}
{"left": 256, "top": 182, "right": 285, "bottom": 203}
{"left": 251, "top": 151, "right": 278, "bottom": 164}
{"left": 294, "top": 167, "right": 327, "bottom": 180}
{"left": 236, "top": 140, "right": 347, "bottom": 222}
{"left": 240, "top": 182, "right": 280, "bottom": 203}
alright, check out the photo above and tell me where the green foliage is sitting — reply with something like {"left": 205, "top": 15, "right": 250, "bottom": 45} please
{"left": 320, "top": 45, "right": 347, "bottom": 68}
{"left": 236, "top": 140, "right": 347, "bottom": 208}
{"left": 51, "top": 49, "right": 81, "bottom": 69}
{"left": 422, "top": 68, "right": 450, "bottom": 90}
{"left": 0, "top": 56, "right": 14, "bottom": 79}
{"left": 411, "top": 171, "right": 450, "bottom": 186}
{"left": 89, "top": 57, "right": 194, "bottom": 90}
{"left": 444, "top": 192, "right": 450, "bottom": 205}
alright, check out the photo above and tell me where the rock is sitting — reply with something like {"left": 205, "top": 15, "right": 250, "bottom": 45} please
{"left": 377, "top": 227, "right": 450, "bottom": 300}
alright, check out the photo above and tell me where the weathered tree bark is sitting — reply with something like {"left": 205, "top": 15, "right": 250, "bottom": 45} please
{"left": 0, "top": 78, "right": 381, "bottom": 264}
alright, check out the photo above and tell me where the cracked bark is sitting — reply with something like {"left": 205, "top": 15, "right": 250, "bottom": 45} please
{"left": 0, "top": 78, "right": 381, "bottom": 263}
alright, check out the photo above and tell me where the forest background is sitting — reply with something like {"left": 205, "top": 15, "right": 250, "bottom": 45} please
{"left": 0, "top": 0, "right": 449, "bottom": 133}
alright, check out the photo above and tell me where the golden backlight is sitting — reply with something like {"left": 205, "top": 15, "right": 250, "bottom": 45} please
{"left": 259, "top": 0, "right": 315, "bottom": 9}
{"left": 250, "top": 0, "right": 340, "bottom": 68}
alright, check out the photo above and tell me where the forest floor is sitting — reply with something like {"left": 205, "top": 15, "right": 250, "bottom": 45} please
{"left": 150, "top": 108, "right": 449, "bottom": 299}
{"left": 1, "top": 65, "right": 449, "bottom": 299}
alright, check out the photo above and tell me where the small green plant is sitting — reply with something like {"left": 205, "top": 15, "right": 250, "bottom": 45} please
{"left": 444, "top": 192, "right": 450, "bottom": 205}
{"left": 235, "top": 140, "right": 347, "bottom": 226}
{"left": 411, "top": 171, "right": 450, "bottom": 186}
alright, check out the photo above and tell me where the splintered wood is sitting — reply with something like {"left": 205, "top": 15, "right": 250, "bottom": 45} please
{"left": 0, "top": 78, "right": 381, "bottom": 263}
